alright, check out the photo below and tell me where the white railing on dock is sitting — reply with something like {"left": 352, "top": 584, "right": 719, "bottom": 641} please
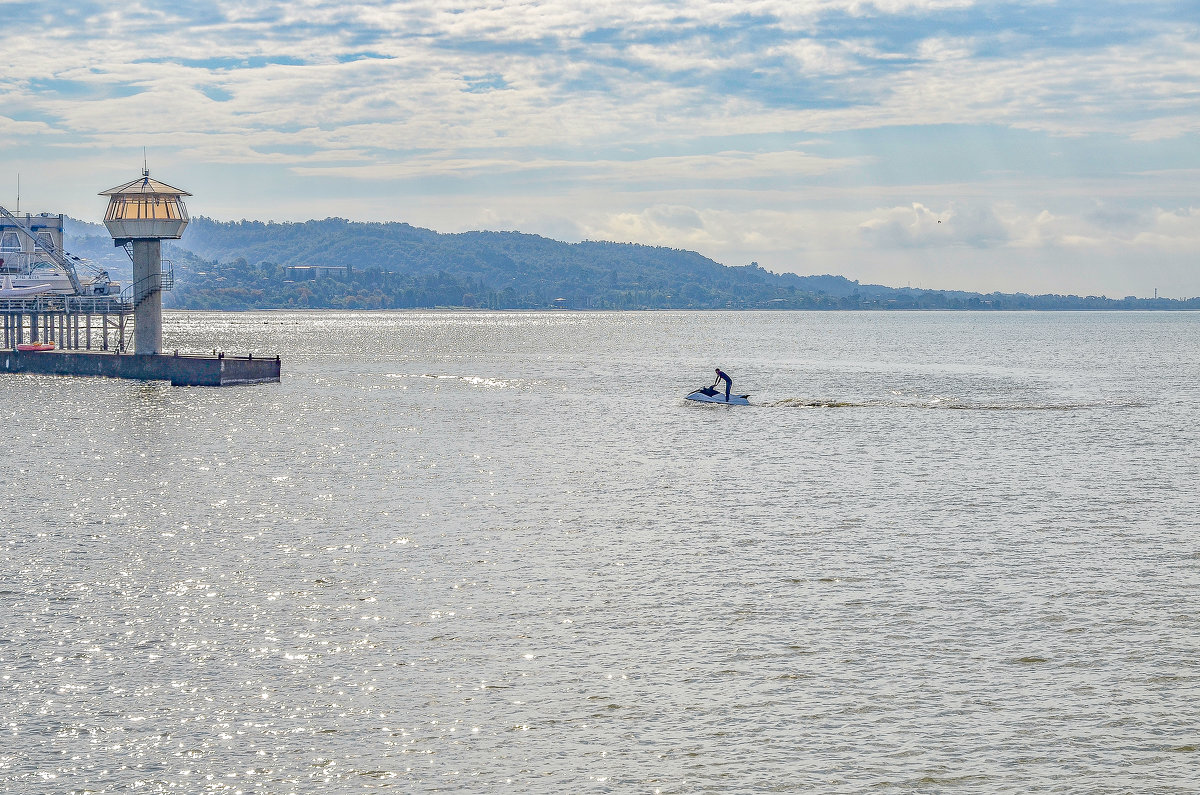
{"left": 0, "top": 295, "right": 133, "bottom": 314}
{"left": 0, "top": 295, "right": 61, "bottom": 313}
{"left": 67, "top": 295, "right": 134, "bottom": 314}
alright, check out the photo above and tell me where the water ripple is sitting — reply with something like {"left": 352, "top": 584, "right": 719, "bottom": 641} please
{"left": 2, "top": 310, "right": 1198, "bottom": 793}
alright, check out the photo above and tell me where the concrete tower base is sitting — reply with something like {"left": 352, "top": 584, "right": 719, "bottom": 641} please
{"left": 132, "top": 239, "right": 163, "bottom": 355}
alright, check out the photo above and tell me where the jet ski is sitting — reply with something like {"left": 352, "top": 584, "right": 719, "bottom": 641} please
{"left": 685, "top": 386, "right": 750, "bottom": 405}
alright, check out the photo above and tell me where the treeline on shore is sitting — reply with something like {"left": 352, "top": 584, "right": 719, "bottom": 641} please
{"left": 67, "top": 216, "right": 1196, "bottom": 311}
{"left": 165, "top": 253, "right": 1198, "bottom": 311}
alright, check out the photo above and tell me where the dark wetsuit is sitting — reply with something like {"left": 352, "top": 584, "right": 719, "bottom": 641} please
{"left": 714, "top": 369, "right": 731, "bottom": 402}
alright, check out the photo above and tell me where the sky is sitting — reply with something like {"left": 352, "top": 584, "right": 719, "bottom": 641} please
{"left": 1, "top": 0, "right": 1198, "bottom": 297}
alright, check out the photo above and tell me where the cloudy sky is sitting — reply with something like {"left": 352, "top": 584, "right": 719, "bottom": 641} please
{"left": 1, "top": 0, "right": 1198, "bottom": 296}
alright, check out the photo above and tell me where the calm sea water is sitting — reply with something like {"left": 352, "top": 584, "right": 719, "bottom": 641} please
{"left": 2, "top": 310, "right": 1198, "bottom": 793}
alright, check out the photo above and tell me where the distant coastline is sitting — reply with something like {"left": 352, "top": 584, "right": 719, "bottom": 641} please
{"left": 63, "top": 216, "right": 1198, "bottom": 312}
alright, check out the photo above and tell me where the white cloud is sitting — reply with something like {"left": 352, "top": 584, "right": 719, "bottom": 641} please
{"left": 1, "top": 0, "right": 1199, "bottom": 295}
{"left": 290, "top": 148, "right": 862, "bottom": 184}
{"left": 859, "top": 202, "right": 953, "bottom": 247}
{"left": 6, "top": 1, "right": 1198, "bottom": 157}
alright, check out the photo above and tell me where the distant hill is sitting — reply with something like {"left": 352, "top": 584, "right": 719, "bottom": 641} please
{"left": 64, "top": 215, "right": 1198, "bottom": 311}
{"left": 169, "top": 216, "right": 880, "bottom": 310}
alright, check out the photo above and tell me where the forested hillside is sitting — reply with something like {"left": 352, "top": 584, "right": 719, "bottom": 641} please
{"left": 64, "top": 216, "right": 1198, "bottom": 310}
{"left": 168, "top": 216, "right": 878, "bottom": 310}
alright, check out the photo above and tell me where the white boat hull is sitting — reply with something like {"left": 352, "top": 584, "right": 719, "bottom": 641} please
{"left": 0, "top": 275, "right": 55, "bottom": 296}
{"left": 686, "top": 387, "right": 750, "bottom": 405}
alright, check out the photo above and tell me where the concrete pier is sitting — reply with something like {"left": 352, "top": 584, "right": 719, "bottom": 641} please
{"left": 3, "top": 350, "right": 280, "bottom": 386}
{"left": 1, "top": 172, "right": 284, "bottom": 387}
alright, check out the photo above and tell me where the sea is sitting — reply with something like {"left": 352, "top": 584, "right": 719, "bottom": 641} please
{"left": 2, "top": 310, "right": 1198, "bottom": 794}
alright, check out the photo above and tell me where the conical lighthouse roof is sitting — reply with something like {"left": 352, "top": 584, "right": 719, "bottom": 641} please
{"left": 99, "top": 173, "right": 191, "bottom": 197}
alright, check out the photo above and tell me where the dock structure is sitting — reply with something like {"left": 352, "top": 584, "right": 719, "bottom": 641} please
{"left": 3, "top": 349, "right": 281, "bottom": 387}
{"left": 2, "top": 294, "right": 131, "bottom": 352}
{"left": 0, "top": 169, "right": 281, "bottom": 386}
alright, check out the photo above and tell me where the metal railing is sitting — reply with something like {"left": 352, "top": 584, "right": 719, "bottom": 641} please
{"left": 1, "top": 294, "right": 136, "bottom": 312}
{"left": 0, "top": 295, "right": 63, "bottom": 313}
{"left": 66, "top": 295, "right": 133, "bottom": 314}
{"left": 121, "top": 260, "right": 175, "bottom": 308}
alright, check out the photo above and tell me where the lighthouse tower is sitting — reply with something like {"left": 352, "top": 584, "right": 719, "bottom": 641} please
{"left": 99, "top": 170, "right": 191, "bottom": 355}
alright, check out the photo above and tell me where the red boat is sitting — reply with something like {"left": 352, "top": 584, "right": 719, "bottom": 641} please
{"left": 16, "top": 342, "right": 55, "bottom": 352}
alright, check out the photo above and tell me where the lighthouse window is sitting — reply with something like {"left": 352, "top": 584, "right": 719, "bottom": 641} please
{"left": 105, "top": 196, "right": 187, "bottom": 221}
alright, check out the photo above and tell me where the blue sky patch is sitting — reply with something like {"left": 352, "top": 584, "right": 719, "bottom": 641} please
{"left": 461, "top": 73, "right": 509, "bottom": 93}
{"left": 201, "top": 86, "right": 234, "bottom": 103}
{"left": 26, "top": 78, "right": 144, "bottom": 100}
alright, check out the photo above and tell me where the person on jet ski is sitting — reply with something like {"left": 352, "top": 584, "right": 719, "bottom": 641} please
{"left": 713, "top": 368, "right": 732, "bottom": 402}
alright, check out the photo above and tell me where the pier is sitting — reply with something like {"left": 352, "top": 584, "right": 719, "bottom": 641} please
{"left": 3, "top": 348, "right": 280, "bottom": 386}
{"left": 1, "top": 293, "right": 280, "bottom": 386}
{"left": 2, "top": 294, "right": 131, "bottom": 351}
{"left": 0, "top": 170, "right": 281, "bottom": 387}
